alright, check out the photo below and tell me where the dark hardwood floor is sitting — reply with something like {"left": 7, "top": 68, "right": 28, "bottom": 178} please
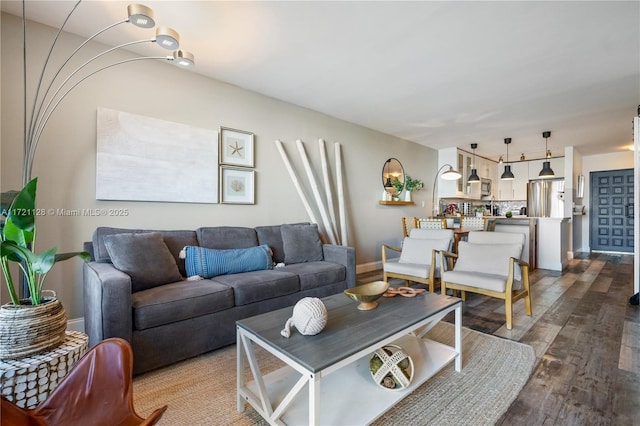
{"left": 358, "top": 252, "right": 639, "bottom": 425}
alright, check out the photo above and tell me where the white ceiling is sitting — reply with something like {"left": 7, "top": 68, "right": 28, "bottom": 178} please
{"left": 2, "top": 1, "right": 639, "bottom": 161}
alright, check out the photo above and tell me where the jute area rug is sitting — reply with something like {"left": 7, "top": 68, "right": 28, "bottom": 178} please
{"left": 133, "top": 322, "right": 535, "bottom": 425}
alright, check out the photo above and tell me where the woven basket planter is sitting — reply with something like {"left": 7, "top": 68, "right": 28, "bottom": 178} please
{"left": 0, "top": 291, "right": 67, "bottom": 359}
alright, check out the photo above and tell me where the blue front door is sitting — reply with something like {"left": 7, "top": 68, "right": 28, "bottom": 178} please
{"left": 590, "top": 169, "right": 634, "bottom": 252}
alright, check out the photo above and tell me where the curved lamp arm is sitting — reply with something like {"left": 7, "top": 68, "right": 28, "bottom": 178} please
{"left": 431, "top": 164, "right": 462, "bottom": 217}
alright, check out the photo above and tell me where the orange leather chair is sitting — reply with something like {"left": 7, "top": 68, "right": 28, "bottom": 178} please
{"left": 1, "top": 338, "right": 166, "bottom": 426}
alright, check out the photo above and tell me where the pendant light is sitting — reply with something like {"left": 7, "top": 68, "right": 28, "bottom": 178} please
{"left": 500, "top": 138, "right": 515, "bottom": 180}
{"left": 468, "top": 143, "right": 480, "bottom": 183}
{"left": 539, "top": 131, "right": 555, "bottom": 177}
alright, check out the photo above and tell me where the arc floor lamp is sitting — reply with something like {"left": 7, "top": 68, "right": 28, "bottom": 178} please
{"left": 20, "top": 0, "right": 195, "bottom": 185}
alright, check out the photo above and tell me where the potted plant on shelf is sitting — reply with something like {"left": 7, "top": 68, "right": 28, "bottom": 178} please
{"left": 0, "top": 177, "right": 90, "bottom": 359}
{"left": 392, "top": 177, "right": 404, "bottom": 201}
{"left": 403, "top": 175, "right": 424, "bottom": 202}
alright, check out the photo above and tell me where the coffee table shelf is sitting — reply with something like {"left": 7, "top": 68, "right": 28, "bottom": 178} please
{"left": 244, "top": 335, "right": 456, "bottom": 425}
{"left": 237, "top": 292, "right": 462, "bottom": 426}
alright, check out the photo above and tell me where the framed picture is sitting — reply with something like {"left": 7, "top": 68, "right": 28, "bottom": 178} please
{"left": 219, "top": 126, "right": 254, "bottom": 167}
{"left": 220, "top": 166, "right": 255, "bottom": 204}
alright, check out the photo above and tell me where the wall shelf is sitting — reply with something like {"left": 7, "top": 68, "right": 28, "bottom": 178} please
{"left": 378, "top": 200, "right": 414, "bottom": 206}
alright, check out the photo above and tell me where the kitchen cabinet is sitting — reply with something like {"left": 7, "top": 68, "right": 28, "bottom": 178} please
{"left": 512, "top": 162, "right": 528, "bottom": 200}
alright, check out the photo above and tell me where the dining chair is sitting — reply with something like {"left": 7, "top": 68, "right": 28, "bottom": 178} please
{"left": 401, "top": 216, "right": 418, "bottom": 237}
{"left": 416, "top": 218, "right": 447, "bottom": 230}
{"left": 460, "top": 216, "right": 486, "bottom": 231}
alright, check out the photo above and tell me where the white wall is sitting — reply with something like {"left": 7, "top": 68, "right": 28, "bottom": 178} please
{"left": 1, "top": 13, "right": 438, "bottom": 318}
{"left": 579, "top": 150, "right": 635, "bottom": 252}
{"left": 571, "top": 148, "right": 584, "bottom": 254}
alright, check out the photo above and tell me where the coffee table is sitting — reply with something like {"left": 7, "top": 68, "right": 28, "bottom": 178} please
{"left": 236, "top": 291, "right": 462, "bottom": 425}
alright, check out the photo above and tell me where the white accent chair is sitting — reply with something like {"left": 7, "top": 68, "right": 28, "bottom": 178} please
{"left": 382, "top": 229, "right": 454, "bottom": 293}
{"left": 440, "top": 231, "right": 532, "bottom": 330}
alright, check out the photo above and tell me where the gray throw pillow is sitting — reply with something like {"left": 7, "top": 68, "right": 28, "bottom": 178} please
{"left": 281, "top": 224, "right": 323, "bottom": 264}
{"left": 103, "top": 232, "right": 183, "bottom": 292}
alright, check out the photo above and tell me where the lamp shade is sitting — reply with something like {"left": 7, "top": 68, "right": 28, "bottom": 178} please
{"left": 539, "top": 131, "right": 555, "bottom": 177}
{"left": 468, "top": 143, "right": 480, "bottom": 183}
{"left": 156, "top": 27, "right": 180, "bottom": 49}
{"left": 441, "top": 166, "right": 462, "bottom": 180}
{"left": 501, "top": 165, "right": 515, "bottom": 180}
{"left": 127, "top": 4, "right": 155, "bottom": 28}
{"left": 172, "top": 49, "right": 195, "bottom": 67}
{"left": 539, "top": 161, "right": 555, "bottom": 177}
{"left": 468, "top": 168, "right": 480, "bottom": 183}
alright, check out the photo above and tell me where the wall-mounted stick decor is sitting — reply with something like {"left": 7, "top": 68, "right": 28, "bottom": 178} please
{"left": 335, "top": 142, "right": 348, "bottom": 246}
{"left": 319, "top": 139, "right": 338, "bottom": 240}
{"left": 274, "top": 140, "right": 319, "bottom": 224}
{"left": 296, "top": 140, "right": 338, "bottom": 245}
{"left": 274, "top": 139, "right": 348, "bottom": 246}
{"left": 96, "top": 107, "right": 218, "bottom": 203}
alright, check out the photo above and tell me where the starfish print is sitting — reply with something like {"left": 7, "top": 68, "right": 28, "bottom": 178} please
{"left": 229, "top": 141, "right": 244, "bottom": 157}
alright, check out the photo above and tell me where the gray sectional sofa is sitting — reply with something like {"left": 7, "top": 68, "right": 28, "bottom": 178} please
{"left": 83, "top": 223, "right": 356, "bottom": 374}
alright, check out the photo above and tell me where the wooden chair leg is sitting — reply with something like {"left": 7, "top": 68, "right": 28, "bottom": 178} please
{"left": 525, "top": 292, "right": 532, "bottom": 316}
{"left": 505, "top": 297, "right": 513, "bottom": 330}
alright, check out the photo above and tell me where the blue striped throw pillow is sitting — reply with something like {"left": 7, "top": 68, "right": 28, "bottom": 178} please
{"left": 183, "top": 245, "right": 273, "bottom": 278}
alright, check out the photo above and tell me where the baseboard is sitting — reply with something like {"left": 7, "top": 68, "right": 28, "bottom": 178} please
{"left": 67, "top": 317, "right": 85, "bottom": 333}
{"left": 356, "top": 261, "right": 382, "bottom": 275}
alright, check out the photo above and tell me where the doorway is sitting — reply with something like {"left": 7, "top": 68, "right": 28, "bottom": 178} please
{"left": 589, "top": 169, "right": 634, "bottom": 252}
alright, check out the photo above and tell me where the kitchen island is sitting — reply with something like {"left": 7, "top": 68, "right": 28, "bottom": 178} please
{"left": 536, "top": 217, "right": 570, "bottom": 271}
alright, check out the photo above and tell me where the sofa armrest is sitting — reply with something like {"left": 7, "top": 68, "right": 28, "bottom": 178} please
{"left": 322, "top": 244, "right": 356, "bottom": 288}
{"left": 83, "top": 261, "right": 133, "bottom": 347}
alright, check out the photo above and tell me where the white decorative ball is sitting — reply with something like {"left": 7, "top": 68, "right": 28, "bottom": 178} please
{"left": 280, "top": 297, "right": 328, "bottom": 338}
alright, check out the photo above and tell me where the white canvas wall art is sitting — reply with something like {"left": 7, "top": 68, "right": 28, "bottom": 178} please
{"left": 96, "top": 107, "right": 218, "bottom": 203}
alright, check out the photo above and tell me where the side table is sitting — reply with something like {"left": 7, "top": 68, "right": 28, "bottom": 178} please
{"left": 0, "top": 330, "right": 88, "bottom": 408}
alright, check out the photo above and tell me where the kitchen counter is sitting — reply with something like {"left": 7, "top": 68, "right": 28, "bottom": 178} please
{"left": 537, "top": 217, "right": 571, "bottom": 270}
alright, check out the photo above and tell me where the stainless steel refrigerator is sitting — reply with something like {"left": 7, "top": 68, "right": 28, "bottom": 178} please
{"left": 527, "top": 179, "right": 565, "bottom": 218}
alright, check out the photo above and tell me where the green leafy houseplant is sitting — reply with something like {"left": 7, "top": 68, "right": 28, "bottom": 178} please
{"left": 404, "top": 175, "right": 424, "bottom": 192}
{"left": 392, "top": 177, "right": 404, "bottom": 196}
{"left": 1, "top": 177, "right": 89, "bottom": 306}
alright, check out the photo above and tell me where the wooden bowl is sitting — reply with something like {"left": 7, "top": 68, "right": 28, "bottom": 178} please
{"left": 344, "top": 281, "right": 390, "bottom": 310}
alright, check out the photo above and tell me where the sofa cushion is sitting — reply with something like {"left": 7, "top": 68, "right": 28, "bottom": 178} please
{"left": 184, "top": 245, "right": 273, "bottom": 278}
{"left": 131, "top": 280, "right": 234, "bottom": 330}
{"left": 92, "top": 227, "right": 197, "bottom": 275}
{"left": 159, "top": 230, "right": 199, "bottom": 276}
{"left": 196, "top": 226, "right": 258, "bottom": 249}
{"left": 211, "top": 270, "right": 299, "bottom": 305}
{"left": 454, "top": 242, "right": 523, "bottom": 279}
{"left": 255, "top": 223, "right": 309, "bottom": 264}
{"left": 281, "top": 223, "right": 323, "bottom": 264}
{"left": 103, "top": 232, "right": 183, "bottom": 292}
{"left": 278, "top": 261, "right": 346, "bottom": 291}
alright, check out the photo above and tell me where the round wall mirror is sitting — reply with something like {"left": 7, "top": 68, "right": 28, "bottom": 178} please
{"left": 382, "top": 158, "right": 404, "bottom": 196}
